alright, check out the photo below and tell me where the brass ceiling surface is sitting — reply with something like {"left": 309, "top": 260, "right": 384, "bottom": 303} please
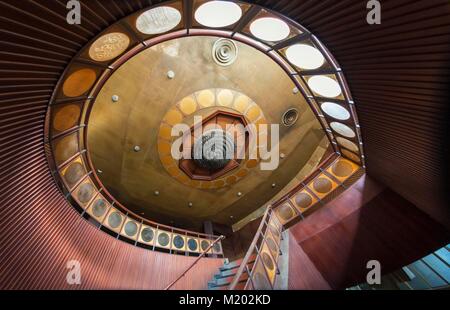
{"left": 87, "top": 36, "right": 326, "bottom": 229}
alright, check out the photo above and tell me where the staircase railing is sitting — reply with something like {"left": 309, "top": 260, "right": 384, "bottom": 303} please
{"left": 165, "top": 235, "right": 225, "bottom": 290}
{"left": 228, "top": 206, "right": 284, "bottom": 290}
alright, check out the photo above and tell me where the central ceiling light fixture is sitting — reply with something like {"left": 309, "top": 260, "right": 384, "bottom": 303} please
{"left": 195, "top": 1, "right": 242, "bottom": 28}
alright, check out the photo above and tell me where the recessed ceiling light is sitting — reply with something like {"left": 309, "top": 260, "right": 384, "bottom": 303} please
{"left": 321, "top": 102, "right": 350, "bottom": 120}
{"left": 136, "top": 6, "right": 182, "bottom": 35}
{"left": 330, "top": 122, "right": 356, "bottom": 138}
{"left": 195, "top": 1, "right": 242, "bottom": 28}
{"left": 250, "top": 17, "right": 290, "bottom": 42}
{"left": 286, "top": 44, "right": 325, "bottom": 70}
{"left": 167, "top": 70, "right": 175, "bottom": 79}
{"left": 308, "top": 76, "right": 342, "bottom": 98}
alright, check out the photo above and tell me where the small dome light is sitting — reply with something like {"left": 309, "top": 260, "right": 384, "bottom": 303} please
{"left": 286, "top": 44, "right": 325, "bottom": 70}
{"left": 167, "top": 70, "right": 175, "bottom": 79}
{"left": 195, "top": 1, "right": 242, "bottom": 28}
{"left": 308, "top": 76, "right": 342, "bottom": 98}
{"left": 250, "top": 17, "right": 290, "bottom": 42}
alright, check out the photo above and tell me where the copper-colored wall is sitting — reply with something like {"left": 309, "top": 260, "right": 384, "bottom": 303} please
{"left": 0, "top": 161, "right": 222, "bottom": 289}
{"left": 288, "top": 175, "right": 450, "bottom": 289}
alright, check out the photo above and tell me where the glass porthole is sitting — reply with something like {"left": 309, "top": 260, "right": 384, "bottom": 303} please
{"left": 195, "top": 1, "right": 242, "bottom": 28}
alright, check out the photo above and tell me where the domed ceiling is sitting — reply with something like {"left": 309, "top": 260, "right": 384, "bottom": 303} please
{"left": 87, "top": 36, "right": 328, "bottom": 229}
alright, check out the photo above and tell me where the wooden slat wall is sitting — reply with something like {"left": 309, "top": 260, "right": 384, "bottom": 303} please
{"left": 1, "top": 0, "right": 449, "bottom": 289}
{"left": 0, "top": 0, "right": 221, "bottom": 289}
{"left": 288, "top": 175, "right": 450, "bottom": 289}
{"left": 255, "top": 0, "right": 450, "bottom": 228}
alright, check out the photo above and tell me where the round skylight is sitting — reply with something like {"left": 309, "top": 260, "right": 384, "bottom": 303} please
{"left": 250, "top": 17, "right": 290, "bottom": 42}
{"left": 320, "top": 102, "right": 350, "bottom": 120}
{"left": 285, "top": 44, "right": 325, "bottom": 70}
{"left": 136, "top": 6, "right": 182, "bottom": 35}
{"left": 330, "top": 122, "right": 356, "bottom": 138}
{"left": 195, "top": 1, "right": 242, "bottom": 28}
{"left": 308, "top": 75, "right": 342, "bottom": 98}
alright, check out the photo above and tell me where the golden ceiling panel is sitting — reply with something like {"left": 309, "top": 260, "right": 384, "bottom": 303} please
{"left": 179, "top": 96, "right": 198, "bottom": 115}
{"left": 291, "top": 191, "right": 315, "bottom": 213}
{"left": 233, "top": 95, "right": 251, "bottom": 113}
{"left": 53, "top": 132, "right": 79, "bottom": 166}
{"left": 330, "top": 158, "right": 357, "bottom": 179}
{"left": 157, "top": 88, "right": 267, "bottom": 191}
{"left": 163, "top": 108, "right": 183, "bottom": 126}
{"left": 62, "top": 69, "right": 96, "bottom": 97}
{"left": 196, "top": 89, "right": 216, "bottom": 108}
{"left": 341, "top": 149, "right": 361, "bottom": 164}
{"left": 88, "top": 32, "right": 130, "bottom": 62}
{"left": 245, "top": 105, "right": 262, "bottom": 122}
{"left": 275, "top": 202, "right": 297, "bottom": 224}
{"left": 52, "top": 104, "right": 81, "bottom": 133}
{"left": 306, "top": 173, "right": 338, "bottom": 200}
{"left": 217, "top": 89, "right": 234, "bottom": 107}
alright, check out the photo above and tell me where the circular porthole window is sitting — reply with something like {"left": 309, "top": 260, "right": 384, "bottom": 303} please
{"left": 285, "top": 44, "right": 325, "bottom": 70}
{"left": 195, "top": 1, "right": 242, "bottom": 28}
{"left": 321, "top": 102, "right": 351, "bottom": 120}
{"left": 136, "top": 6, "right": 182, "bottom": 35}
{"left": 308, "top": 76, "right": 342, "bottom": 98}
{"left": 250, "top": 17, "right": 290, "bottom": 42}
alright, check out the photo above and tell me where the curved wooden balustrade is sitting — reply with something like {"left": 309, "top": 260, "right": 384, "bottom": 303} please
{"left": 229, "top": 206, "right": 284, "bottom": 290}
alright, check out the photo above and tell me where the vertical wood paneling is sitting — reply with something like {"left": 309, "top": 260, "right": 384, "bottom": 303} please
{"left": 289, "top": 175, "right": 450, "bottom": 289}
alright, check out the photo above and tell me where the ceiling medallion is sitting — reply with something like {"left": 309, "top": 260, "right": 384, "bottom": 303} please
{"left": 88, "top": 32, "right": 130, "bottom": 62}
{"left": 212, "top": 39, "right": 238, "bottom": 67}
{"left": 179, "top": 110, "right": 248, "bottom": 181}
{"left": 157, "top": 88, "right": 266, "bottom": 189}
{"left": 193, "top": 129, "right": 235, "bottom": 171}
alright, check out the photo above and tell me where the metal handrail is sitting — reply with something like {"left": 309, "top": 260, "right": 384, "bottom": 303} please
{"left": 228, "top": 206, "right": 272, "bottom": 290}
{"left": 165, "top": 235, "right": 225, "bottom": 290}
